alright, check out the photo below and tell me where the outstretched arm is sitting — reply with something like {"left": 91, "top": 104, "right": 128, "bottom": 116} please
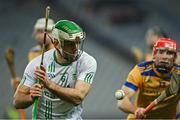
{"left": 117, "top": 86, "right": 146, "bottom": 119}
{"left": 35, "top": 66, "right": 92, "bottom": 106}
{"left": 117, "top": 86, "right": 137, "bottom": 114}
{"left": 48, "top": 80, "right": 91, "bottom": 106}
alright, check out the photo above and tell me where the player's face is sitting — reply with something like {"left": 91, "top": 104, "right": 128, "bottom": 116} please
{"left": 154, "top": 48, "right": 176, "bottom": 72}
{"left": 34, "top": 29, "right": 52, "bottom": 45}
{"left": 61, "top": 39, "right": 81, "bottom": 61}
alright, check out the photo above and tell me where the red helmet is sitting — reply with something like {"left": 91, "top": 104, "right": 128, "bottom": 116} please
{"left": 153, "top": 38, "right": 178, "bottom": 57}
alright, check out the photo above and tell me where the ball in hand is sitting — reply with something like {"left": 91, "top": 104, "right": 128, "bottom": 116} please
{"left": 115, "top": 90, "right": 125, "bottom": 100}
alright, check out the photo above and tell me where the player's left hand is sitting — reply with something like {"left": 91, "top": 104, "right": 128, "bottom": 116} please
{"left": 34, "top": 65, "right": 51, "bottom": 88}
{"left": 134, "top": 107, "right": 146, "bottom": 119}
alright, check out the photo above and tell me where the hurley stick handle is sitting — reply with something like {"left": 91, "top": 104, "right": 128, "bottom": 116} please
{"left": 33, "top": 6, "right": 51, "bottom": 120}
{"left": 5, "top": 48, "right": 16, "bottom": 79}
{"left": 40, "top": 6, "right": 50, "bottom": 66}
{"left": 5, "top": 48, "right": 27, "bottom": 119}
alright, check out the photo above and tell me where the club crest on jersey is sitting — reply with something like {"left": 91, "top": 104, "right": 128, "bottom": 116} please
{"left": 57, "top": 73, "right": 69, "bottom": 87}
{"left": 145, "top": 77, "right": 153, "bottom": 87}
{"left": 59, "top": 73, "right": 68, "bottom": 82}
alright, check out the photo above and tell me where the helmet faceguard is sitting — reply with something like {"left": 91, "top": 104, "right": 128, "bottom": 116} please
{"left": 153, "top": 38, "right": 178, "bottom": 73}
{"left": 52, "top": 20, "right": 85, "bottom": 63}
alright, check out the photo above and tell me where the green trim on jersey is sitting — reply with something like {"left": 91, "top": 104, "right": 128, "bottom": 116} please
{"left": 20, "top": 75, "right": 26, "bottom": 85}
{"left": 84, "top": 73, "right": 94, "bottom": 84}
{"left": 45, "top": 100, "right": 52, "bottom": 119}
{"left": 48, "top": 61, "right": 55, "bottom": 72}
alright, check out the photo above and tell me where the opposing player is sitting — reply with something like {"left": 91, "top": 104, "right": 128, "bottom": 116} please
{"left": 132, "top": 26, "right": 168, "bottom": 62}
{"left": 117, "top": 38, "right": 180, "bottom": 119}
{"left": 13, "top": 20, "right": 97, "bottom": 119}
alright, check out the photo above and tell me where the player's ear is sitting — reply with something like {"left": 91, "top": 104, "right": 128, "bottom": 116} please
{"left": 53, "top": 39, "right": 59, "bottom": 48}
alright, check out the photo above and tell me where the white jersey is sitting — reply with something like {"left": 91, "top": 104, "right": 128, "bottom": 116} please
{"left": 21, "top": 49, "right": 97, "bottom": 119}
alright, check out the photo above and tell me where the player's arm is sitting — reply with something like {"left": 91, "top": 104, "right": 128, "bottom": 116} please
{"left": 117, "top": 85, "right": 146, "bottom": 119}
{"left": 35, "top": 66, "right": 92, "bottom": 105}
{"left": 35, "top": 66, "right": 95, "bottom": 106}
{"left": 13, "top": 50, "right": 37, "bottom": 108}
{"left": 13, "top": 83, "right": 43, "bottom": 109}
{"left": 13, "top": 58, "right": 42, "bottom": 109}
{"left": 117, "top": 64, "right": 146, "bottom": 118}
{"left": 48, "top": 79, "right": 91, "bottom": 106}
{"left": 35, "top": 57, "right": 97, "bottom": 106}
{"left": 13, "top": 84, "right": 33, "bottom": 109}
{"left": 117, "top": 65, "right": 141, "bottom": 114}
{"left": 117, "top": 85, "right": 137, "bottom": 114}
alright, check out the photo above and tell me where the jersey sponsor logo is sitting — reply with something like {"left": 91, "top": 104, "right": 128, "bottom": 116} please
{"left": 47, "top": 61, "right": 56, "bottom": 79}
{"left": 142, "top": 88, "right": 162, "bottom": 96}
{"left": 44, "top": 88, "right": 57, "bottom": 99}
{"left": 145, "top": 77, "right": 169, "bottom": 88}
{"left": 47, "top": 73, "right": 56, "bottom": 79}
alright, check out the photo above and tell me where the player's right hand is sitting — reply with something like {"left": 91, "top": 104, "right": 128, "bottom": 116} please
{"left": 134, "top": 107, "right": 146, "bottom": 119}
{"left": 30, "top": 83, "right": 43, "bottom": 100}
